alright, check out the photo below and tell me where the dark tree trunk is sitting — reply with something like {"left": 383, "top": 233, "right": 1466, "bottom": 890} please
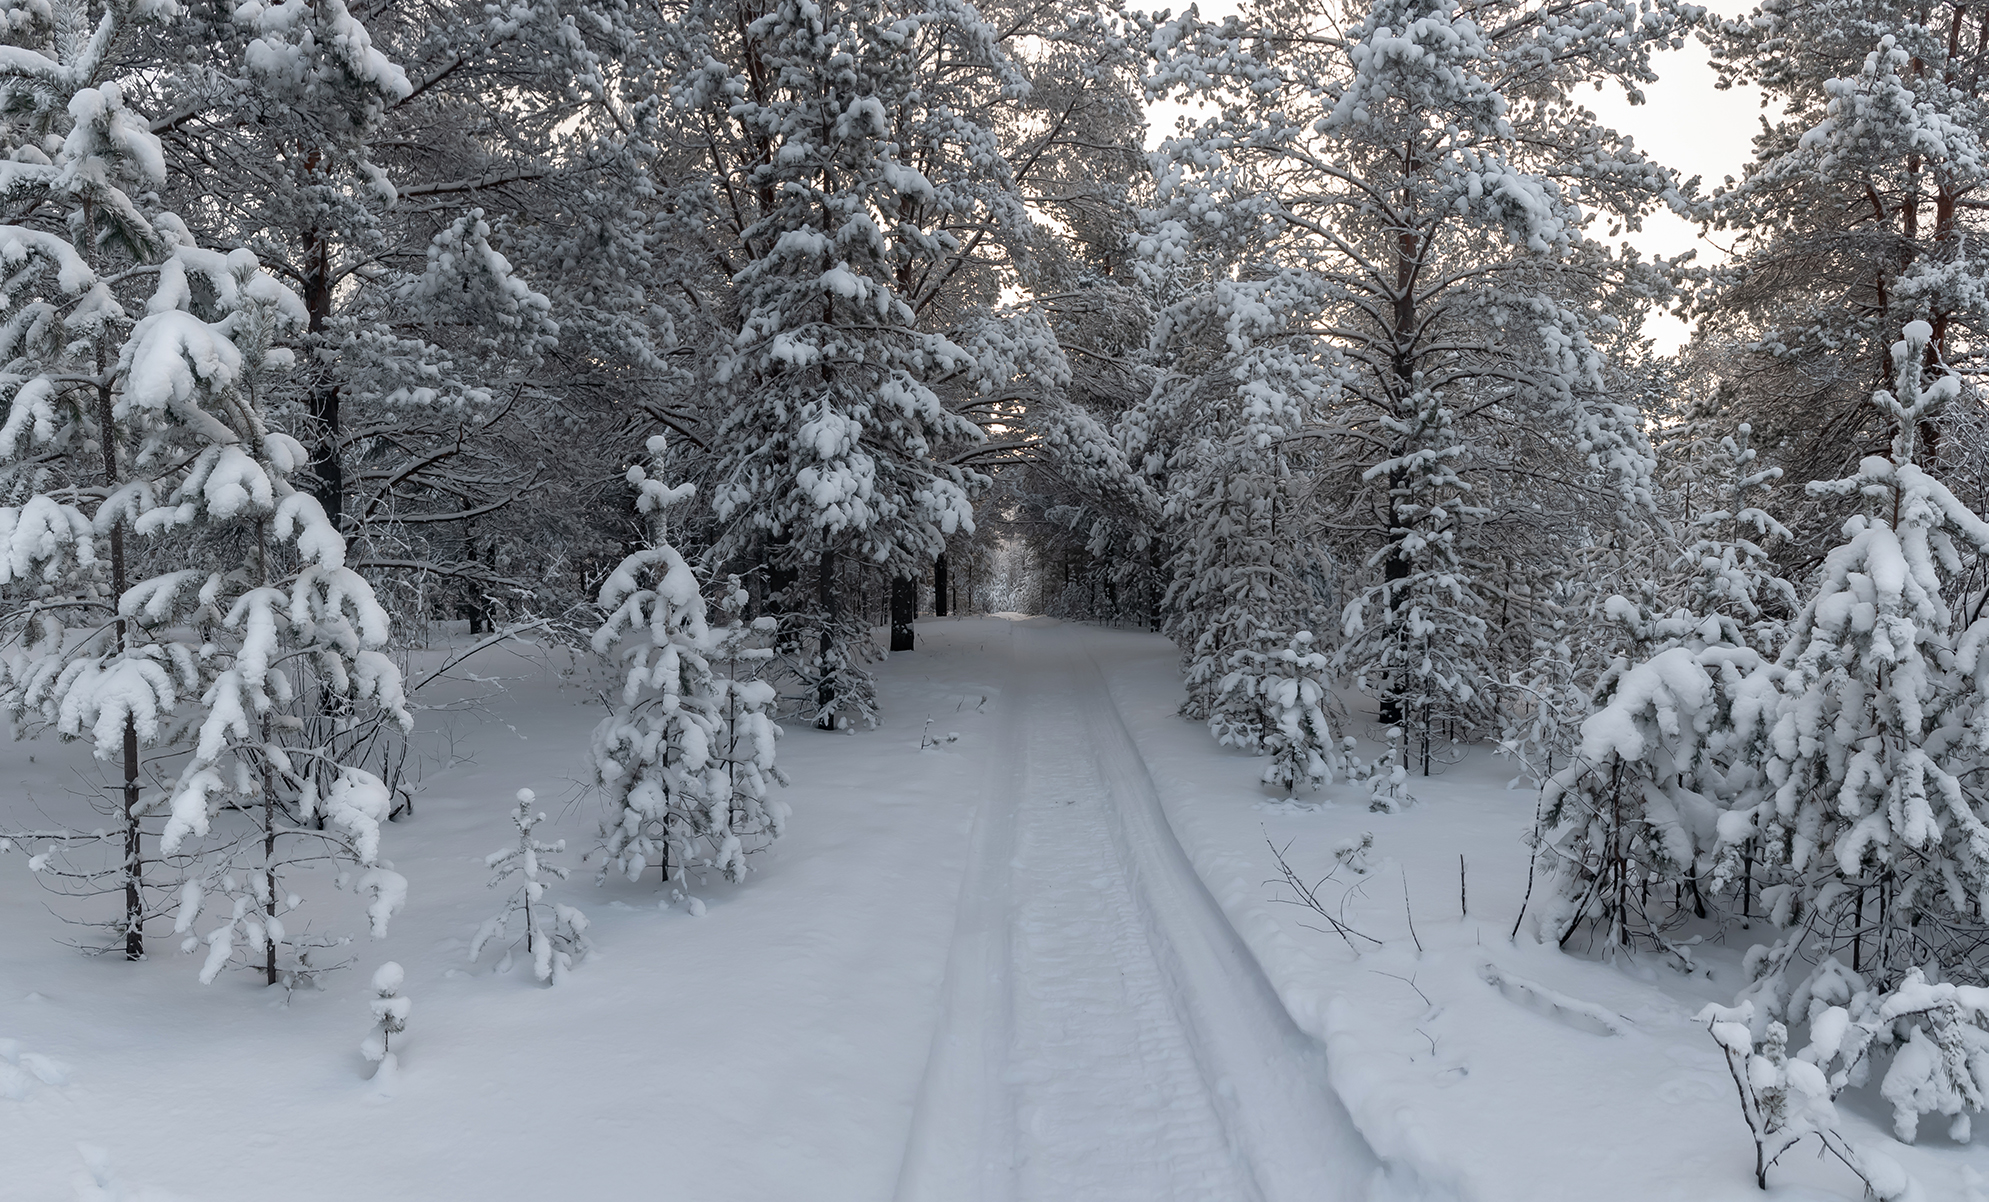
{"left": 1378, "top": 464, "right": 1410, "bottom": 727}
{"left": 96, "top": 372, "right": 143, "bottom": 960}
{"left": 890, "top": 575, "right": 916, "bottom": 651}
{"left": 816, "top": 549, "right": 839, "bottom": 729}
{"left": 933, "top": 553, "right": 949, "bottom": 617}
{"left": 303, "top": 229, "right": 345, "bottom": 531}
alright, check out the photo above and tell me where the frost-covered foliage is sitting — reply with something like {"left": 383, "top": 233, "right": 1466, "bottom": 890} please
{"left": 471, "top": 789, "right": 591, "bottom": 984}
{"left": 592, "top": 438, "right": 786, "bottom": 887}
{"left": 1144, "top": 0, "right": 1681, "bottom": 758}
{"left": 706, "top": 578, "right": 791, "bottom": 873}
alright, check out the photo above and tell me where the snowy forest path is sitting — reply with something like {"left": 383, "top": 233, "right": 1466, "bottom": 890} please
{"left": 895, "top": 619, "right": 1382, "bottom": 1202}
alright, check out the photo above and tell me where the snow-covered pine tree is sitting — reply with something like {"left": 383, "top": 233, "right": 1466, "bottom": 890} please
{"left": 1700, "top": 0, "right": 1989, "bottom": 485}
{"left": 1728, "top": 321, "right": 1989, "bottom": 992}
{"left": 657, "top": 0, "right": 1032, "bottom": 726}
{"left": 0, "top": 3, "right": 407, "bottom": 983}
{"left": 145, "top": 264, "right": 413, "bottom": 987}
{"left": 471, "top": 789, "right": 590, "bottom": 983}
{"left": 0, "top": 0, "right": 184, "bottom": 960}
{"left": 149, "top": 0, "right": 600, "bottom": 590}
{"left": 1138, "top": 271, "right": 1340, "bottom": 788}
{"left": 1146, "top": 0, "right": 1681, "bottom": 746}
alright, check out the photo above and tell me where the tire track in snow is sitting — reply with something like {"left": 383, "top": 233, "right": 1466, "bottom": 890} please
{"left": 897, "top": 619, "right": 1388, "bottom": 1202}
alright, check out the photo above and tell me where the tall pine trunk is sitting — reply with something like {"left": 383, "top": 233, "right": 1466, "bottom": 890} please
{"left": 816, "top": 548, "right": 839, "bottom": 728}
{"left": 97, "top": 371, "right": 144, "bottom": 960}
{"left": 890, "top": 575, "right": 916, "bottom": 651}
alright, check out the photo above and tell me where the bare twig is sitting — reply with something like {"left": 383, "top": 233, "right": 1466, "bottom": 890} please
{"left": 1402, "top": 864, "right": 1423, "bottom": 954}
{"left": 1264, "top": 836, "right": 1382, "bottom": 950}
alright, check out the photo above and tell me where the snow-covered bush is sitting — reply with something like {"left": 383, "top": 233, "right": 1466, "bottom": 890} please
{"left": 1700, "top": 1000, "right": 1916, "bottom": 1197}
{"left": 360, "top": 961, "right": 410, "bottom": 1082}
{"left": 1532, "top": 640, "right": 1771, "bottom": 955}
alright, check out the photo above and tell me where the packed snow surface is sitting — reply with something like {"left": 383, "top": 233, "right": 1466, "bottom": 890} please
{"left": 7, "top": 617, "right": 1989, "bottom": 1200}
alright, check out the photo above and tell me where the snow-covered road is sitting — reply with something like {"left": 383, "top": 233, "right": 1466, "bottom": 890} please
{"left": 897, "top": 619, "right": 1383, "bottom": 1202}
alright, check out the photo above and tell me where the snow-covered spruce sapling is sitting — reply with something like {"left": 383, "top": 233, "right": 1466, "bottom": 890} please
{"left": 1348, "top": 728, "right": 1415, "bottom": 814}
{"left": 705, "top": 578, "right": 789, "bottom": 881}
{"left": 594, "top": 442, "right": 786, "bottom": 888}
{"left": 1224, "top": 631, "right": 1339, "bottom": 794}
{"left": 592, "top": 435, "right": 721, "bottom": 886}
{"left": 471, "top": 790, "right": 590, "bottom": 984}
{"left": 361, "top": 961, "right": 409, "bottom": 1081}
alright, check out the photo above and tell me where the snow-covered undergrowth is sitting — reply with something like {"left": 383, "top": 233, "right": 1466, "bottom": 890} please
{"left": 1, "top": 623, "right": 1003, "bottom": 1201}
{"left": 1093, "top": 625, "right": 1989, "bottom": 1202}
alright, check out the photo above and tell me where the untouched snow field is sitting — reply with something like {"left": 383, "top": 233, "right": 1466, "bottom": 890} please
{"left": 7, "top": 616, "right": 1989, "bottom": 1200}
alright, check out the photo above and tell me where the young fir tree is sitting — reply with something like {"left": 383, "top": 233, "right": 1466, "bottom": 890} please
{"left": 705, "top": 577, "right": 789, "bottom": 881}
{"left": 471, "top": 789, "right": 591, "bottom": 984}
{"left": 592, "top": 436, "right": 719, "bottom": 885}
{"left": 593, "top": 437, "right": 787, "bottom": 888}
{"left": 360, "top": 960, "right": 409, "bottom": 1082}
